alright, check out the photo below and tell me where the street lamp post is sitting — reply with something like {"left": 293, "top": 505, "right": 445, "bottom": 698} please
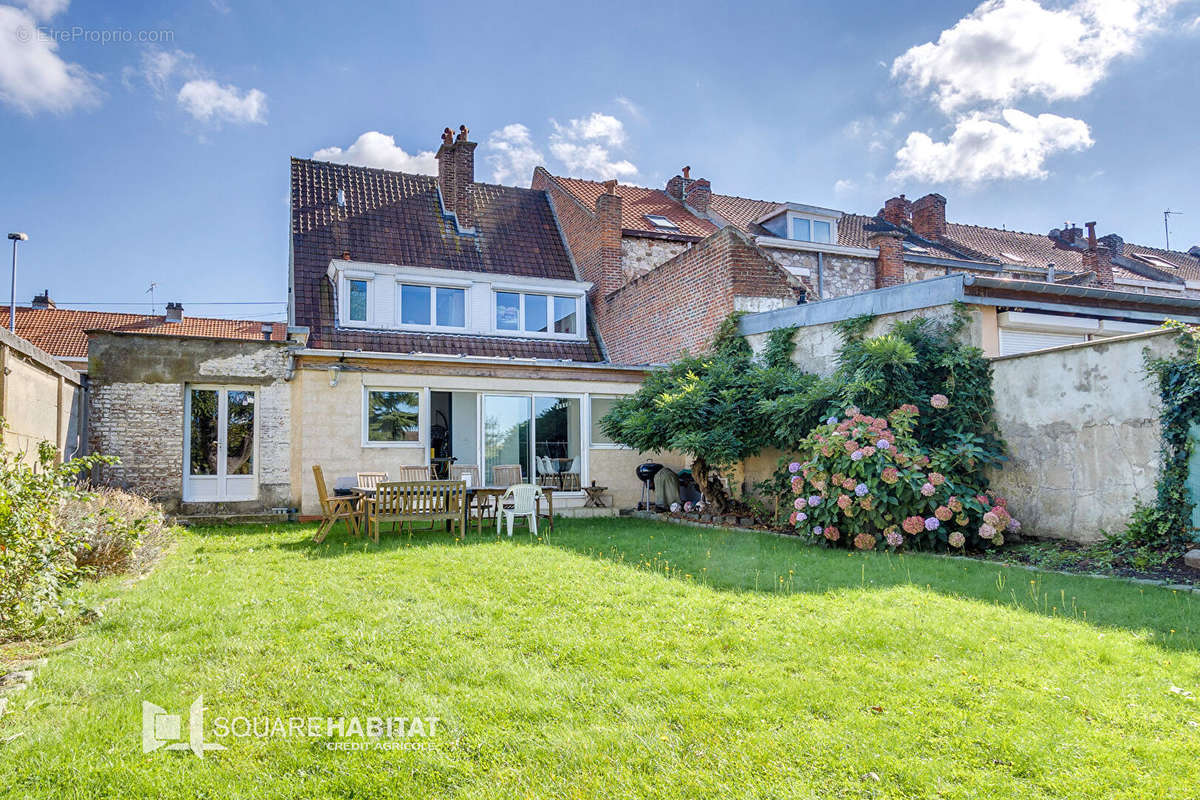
{"left": 7, "top": 232, "right": 27, "bottom": 333}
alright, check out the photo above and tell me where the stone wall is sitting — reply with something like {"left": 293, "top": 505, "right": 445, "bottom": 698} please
{"left": 760, "top": 247, "right": 875, "bottom": 299}
{"left": 88, "top": 332, "right": 292, "bottom": 512}
{"left": 988, "top": 329, "right": 1182, "bottom": 543}
{"left": 621, "top": 237, "right": 689, "bottom": 281}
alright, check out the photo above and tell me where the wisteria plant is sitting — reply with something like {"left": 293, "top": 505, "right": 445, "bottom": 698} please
{"left": 788, "top": 401, "right": 1017, "bottom": 551}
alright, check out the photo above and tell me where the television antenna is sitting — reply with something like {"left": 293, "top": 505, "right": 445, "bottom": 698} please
{"left": 1165, "top": 209, "right": 1183, "bottom": 251}
{"left": 145, "top": 281, "right": 158, "bottom": 314}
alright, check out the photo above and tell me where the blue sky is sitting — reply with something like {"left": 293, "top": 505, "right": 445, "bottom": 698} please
{"left": 2, "top": 0, "right": 1198, "bottom": 320}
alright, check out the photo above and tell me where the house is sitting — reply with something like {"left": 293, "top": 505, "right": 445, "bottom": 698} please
{"left": 538, "top": 166, "right": 1200, "bottom": 359}
{"left": 83, "top": 125, "right": 680, "bottom": 516}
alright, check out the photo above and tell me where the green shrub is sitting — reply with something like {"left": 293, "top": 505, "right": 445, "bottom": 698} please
{"left": 787, "top": 404, "right": 1018, "bottom": 551}
{"left": 0, "top": 439, "right": 112, "bottom": 640}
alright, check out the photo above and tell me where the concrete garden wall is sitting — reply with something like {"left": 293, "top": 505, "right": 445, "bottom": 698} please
{"left": 988, "top": 329, "right": 1181, "bottom": 543}
{"left": 0, "top": 326, "right": 83, "bottom": 464}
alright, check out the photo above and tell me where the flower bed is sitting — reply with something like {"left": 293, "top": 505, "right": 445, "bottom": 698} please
{"left": 786, "top": 404, "right": 1018, "bottom": 551}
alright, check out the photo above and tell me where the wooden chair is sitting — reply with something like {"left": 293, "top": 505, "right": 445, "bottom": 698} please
{"left": 364, "top": 480, "right": 467, "bottom": 543}
{"left": 356, "top": 471, "right": 388, "bottom": 490}
{"left": 396, "top": 465, "right": 432, "bottom": 482}
{"left": 492, "top": 464, "right": 523, "bottom": 487}
{"left": 312, "top": 464, "right": 359, "bottom": 543}
{"left": 451, "top": 464, "right": 492, "bottom": 528}
{"left": 498, "top": 483, "right": 542, "bottom": 538}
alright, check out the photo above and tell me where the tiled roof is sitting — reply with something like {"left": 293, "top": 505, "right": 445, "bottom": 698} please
{"left": 550, "top": 176, "right": 718, "bottom": 238}
{"left": 290, "top": 158, "right": 603, "bottom": 361}
{"left": 707, "top": 194, "right": 780, "bottom": 235}
{"left": 1123, "top": 243, "right": 1200, "bottom": 281}
{"left": 1, "top": 307, "right": 286, "bottom": 360}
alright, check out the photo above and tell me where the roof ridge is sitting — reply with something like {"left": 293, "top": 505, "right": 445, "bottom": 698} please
{"left": 10, "top": 306, "right": 279, "bottom": 325}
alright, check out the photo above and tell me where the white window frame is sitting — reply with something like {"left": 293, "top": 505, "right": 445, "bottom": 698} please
{"left": 340, "top": 272, "right": 375, "bottom": 326}
{"left": 480, "top": 390, "right": 588, "bottom": 493}
{"left": 587, "top": 394, "right": 630, "bottom": 450}
{"left": 362, "top": 386, "right": 426, "bottom": 448}
{"left": 491, "top": 289, "right": 585, "bottom": 340}
{"left": 788, "top": 212, "right": 836, "bottom": 245}
{"left": 394, "top": 278, "right": 471, "bottom": 331}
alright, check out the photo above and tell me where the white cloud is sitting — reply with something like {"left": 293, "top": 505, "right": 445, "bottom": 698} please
{"left": 892, "top": 0, "right": 1182, "bottom": 113}
{"left": 484, "top": 123, "right": 544, "bottom": 186}
{"left": 614, "top": 96, "right": 645, "bottom": 122}
{"left": 125, "top": 48, "right": 200, "bottom": 97}
{"left": 833, "top": 179, "right": 856, "bottom": 194}
{"left": 891, "top": 109, "right": 1093, "bottom": 183}
{"left": 312, "top": 131, "right": 437, "bottom": 174}
{"left": 17, "top": 0, "right": 68, "bottom": 20}
{"left": 548, "top": 112, "right": 637, "bottom": 179}
{"left": 177, "top": 79, "right": 267, "bottom": 124}
{"left": 0, "top": 4, "right": 100, "bottom": 114}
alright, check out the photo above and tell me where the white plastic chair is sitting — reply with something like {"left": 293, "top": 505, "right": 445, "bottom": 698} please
{"left": 497, "top": 483, "right": 542, "bottom": 538}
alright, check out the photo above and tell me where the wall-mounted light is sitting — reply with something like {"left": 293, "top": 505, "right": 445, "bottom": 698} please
{"left": 328, "top": 364, "right": 341, "bottom": 387}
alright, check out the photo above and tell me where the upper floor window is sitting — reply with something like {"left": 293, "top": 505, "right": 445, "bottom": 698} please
{"left": 790, "top": 216, "right": 832, "bottom": 244}
{"left": 397, "top": 283, "right": 466, "bottom": 328}
{"left": 496, "top": 291, "right": 580, "bottom": 336}
{"left": 348, "top": 279, "right": 369, "bottom": 322}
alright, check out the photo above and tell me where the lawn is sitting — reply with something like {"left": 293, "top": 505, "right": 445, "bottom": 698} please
{"left": 2, "top": 517, "right": 1199, "bottom": 799}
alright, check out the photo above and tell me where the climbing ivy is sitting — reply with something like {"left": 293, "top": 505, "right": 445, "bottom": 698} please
{"left": 1128, "top": 323, "right": 1200, "bottom": 545}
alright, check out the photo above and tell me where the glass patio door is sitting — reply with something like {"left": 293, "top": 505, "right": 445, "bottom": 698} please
{"left": 185, "top": 386, "right": 257, "bottom": 502}
{"left": 482, "top": 394, "right": 581, "bottom": 488}
{"left": 483, "top": 395, "right": 530, "bottom": 485}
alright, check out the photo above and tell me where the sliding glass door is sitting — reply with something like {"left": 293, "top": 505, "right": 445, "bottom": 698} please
{"left": 482, "top": 394, "right": 581, "bottom": 488}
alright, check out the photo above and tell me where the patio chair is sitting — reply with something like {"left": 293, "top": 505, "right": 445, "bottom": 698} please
{"left": 396, "top": 465, "right": 432, "bottom": 482}
{"left": 535, "top": 456, "right": 561, "bottom": 489}
{"left": 451, "top": 464, "right": 492, "bottom": 527}
{"left": 364, "top": 480, "right": 467, "bottom": 543}
{"left": 356, "top": 471, "right": 388, "bottom": 490}
{"left": 312, "top": 464, "right": 359, "bottom": 543}
{"left": 492, "top": 464, "right": 523, "bottom": 487}
{"left": 559, "top": 458, "right": 581, "bottom": 491}
{"left": 497, "top": 483, "right": 542, "bottom": 538}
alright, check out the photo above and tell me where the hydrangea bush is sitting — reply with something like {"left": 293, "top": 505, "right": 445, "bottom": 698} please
{"left": 787, "top": 402, "right": 1018, "bottom": 551}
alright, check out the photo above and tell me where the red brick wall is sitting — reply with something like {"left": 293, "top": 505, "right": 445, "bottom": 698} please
{"left": 533, "top": 168, "right": 622, "bottom": 300}
{"left": 1082, "top": 247, "right": 1115, "bottom": 288}
{"left": 598, "top": 228, "right": 795, "bottom": 364}
{"left": 911, "top": 193, "right": 946, "bottom": 240}
{"left": 871, "top": 231, "right": 905, "bottom": 288}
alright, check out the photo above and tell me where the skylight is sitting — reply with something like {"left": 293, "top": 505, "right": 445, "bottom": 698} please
{"left": 902, "top": 241, "right": 927, "bottom": 254}
{"left": 1135, "top": 253, "right": 1175, "bottom": 270}
{"left": 644, "top": 214, "right": 679, "bottom": 231}
{"left": 1000, "top": 251, "right": 1024, "bottom": 263}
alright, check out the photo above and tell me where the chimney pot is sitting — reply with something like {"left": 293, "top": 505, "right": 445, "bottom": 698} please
{"left": 682, "top": 166, "right": 690, "bottom": 179}
{"left": 165, "top": 302, "right": 183, "bottom": 323}
{"left": 881, "top": 195, "right": 912, "bottom": 228}
{"left": 31, "top": 289, "right": 54, "bottom": 309}
{"left": 602, "top": 179, "right": 618, "bottom": 195}
{"left": 1188, "top": 245, "right": 1200, "bottom": 258}
{"left": 1085, "top": 221, "right": 1097, "bottom": 250}
{"left": 436, "top": 124, "right": 477, "bottom": 229}
{"left": 911, "top": 193, "right": 947, "bottom": 240}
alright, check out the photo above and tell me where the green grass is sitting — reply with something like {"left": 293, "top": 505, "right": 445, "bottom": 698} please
{"left": 3, "top": 517, "right": 1200, "bottom": 799}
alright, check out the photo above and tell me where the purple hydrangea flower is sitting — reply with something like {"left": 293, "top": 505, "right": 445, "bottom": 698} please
{"left": 850, "top": 450, "right": 864, "bottom": 461}
{"left": 924, "top": 517, "right": 940, "bottom": 531}
{"left": 807, "top": 495, "right": 821, "bottom": 507}
{"left": 826, "top": 416, "right": 838, "bottom": 426}
{"left": 885, "top": 530, "right": 904, "bottom": 548}
{"left": 812, "top": 526, "right": 823, "bottom": 537}
{"left": 788, "top": 461, "right": 802, "bottom": 474}
{"left": 854, "top": 483, "right": 868, "bottom": 497}
{"left": 876, "top": 439, "right": 891, "bottom": 450}
{"left": 796, "top": 511, "right": 807, "bottom": 523}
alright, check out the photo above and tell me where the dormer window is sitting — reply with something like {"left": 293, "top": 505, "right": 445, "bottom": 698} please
{"left": 756, "top": 204, "right": 842, "bottom": 246}
{"left": 495, "top": 291, "right": 582, "bottom": 337}
{"left": 397, "top": 283, "right": 467, "bottom": 328}
{"left": 645, "top": 214, "right": 679, "bottom": 231}
{"left": 902, "top": 241, "right": 928, "bottom": 254}
{"left": 347, "top": 278, "right": 370, "bottom": 323}
{"left": 790, "top": 216, "right": 831, "bottom": 244}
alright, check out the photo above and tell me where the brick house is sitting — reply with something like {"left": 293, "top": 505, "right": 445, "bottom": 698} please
{"left": 537, "top": 166, "right": 1200, "bottom": 359}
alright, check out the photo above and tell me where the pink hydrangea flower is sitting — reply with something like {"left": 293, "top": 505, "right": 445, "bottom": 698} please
{"left": 934, "top": 505, "right": 952, "bottom": 521}
{"left": 788, "top": 512, "right": 797, "bottom": 525}
{"left": 902, "top": 515, "right": 925, "bottom": 535}
{"left": 794, "top": 497, "right": 806, "bottom": 510}
{"left": 921, "top": 482, "right": 936, "bottom": 497}
{"left": 823, "top": 525, "right": 840, "bottom": 542}
{"left": 928, "top": 472, "right": 945, "bottom": 486}
{"left": 885, "top": 529, "right": 904, "bottom": 548}
{"left": 948, "top": 531, "right": 966, "bottom": 548}
{"left": 853, "top": 532, "right": 876, "bottom": 551}
{"left": 948, "top": 496, "right": 963, "bottom": 513}
{"left": 837, "top": 494, "right": 852, "bottom": 510}
{"left": 978, "top": 523, "right": 996, "bottom": 539}
{"left": 791, "top": 476, "right": 804, "bottom": 493}
{"left": 881, "top": 466, "right": 900, "bottom": 484}
{"left": 842, "top": 478, "right": 856, "bottom": 490}
{"left": 930, "top": 394, "right": 949, "bottom": 409}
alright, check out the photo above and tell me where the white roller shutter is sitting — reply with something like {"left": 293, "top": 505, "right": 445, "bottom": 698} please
{"left": 998, "top": 329, "right": 1087, "bottom": 356}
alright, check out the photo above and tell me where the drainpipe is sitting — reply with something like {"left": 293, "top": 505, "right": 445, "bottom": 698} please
{"left": 816, "top": 252, "right": 825, "bottom": 298}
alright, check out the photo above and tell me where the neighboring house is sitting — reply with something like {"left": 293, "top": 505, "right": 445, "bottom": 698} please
{"left": 538, "top": 166, "right": 1200, "bottom": 359}
{"left": 2, "top": 293, "right": 286, "bottom": 374}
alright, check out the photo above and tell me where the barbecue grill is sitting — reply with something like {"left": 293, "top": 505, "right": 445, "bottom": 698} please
{"left": 636, "top": 462, "right": 663, "bottom": 510}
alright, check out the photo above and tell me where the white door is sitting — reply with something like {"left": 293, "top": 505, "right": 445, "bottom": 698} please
{"left": 184, "top": 386, "right": 258, "bottom": 502}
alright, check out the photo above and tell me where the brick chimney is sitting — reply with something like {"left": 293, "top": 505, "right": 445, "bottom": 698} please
{"left": 594, "top": 180, "right": 624, "bottom": 297}
{"left": 911, "top": 193, "right": 946, "bottom": 240}
{"left": 165, "top": 302, "right": 183, "bottom": 323}
{"left": 1097, "top": 233, "right": 1124, "bottom": 256}
{"left": 664, "top": 166, "right": 711, "bottom": 213}
{"left": 880, "top": 195, "right": 911, "bottom": 229}
{"left": 869, "top": 230, "right": 906, "bottom": 288}
{"left": 436, "top": 125, "right": 477, "bottom": 230}
{"left": 1082, "top": 222, "right": 1114, "bottom": 289}
{"left": 31, "top": 289, "right": 54, "bottom": 309}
